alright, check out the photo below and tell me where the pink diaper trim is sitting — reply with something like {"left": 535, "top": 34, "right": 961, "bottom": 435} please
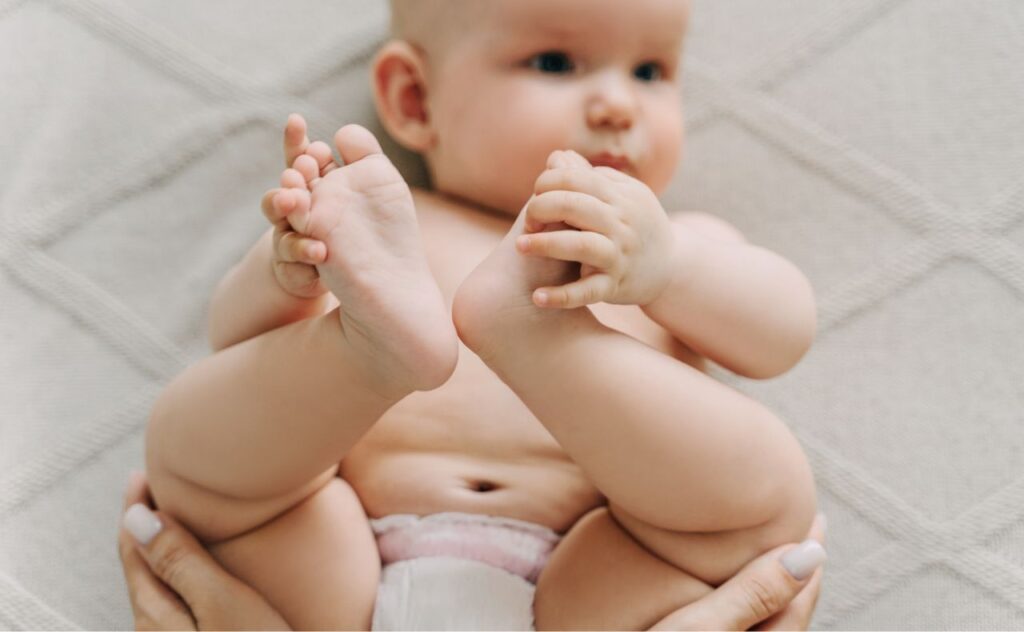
{"left": 369, "top": 512, "right": 562, "bottom": 584}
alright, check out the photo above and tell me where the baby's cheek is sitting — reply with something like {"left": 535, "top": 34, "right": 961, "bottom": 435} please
{"left": 644, "top": 110, "right": 683, "bottom": 196}
{"left": 471, "top": 101, "right": 572, "bottom": 213}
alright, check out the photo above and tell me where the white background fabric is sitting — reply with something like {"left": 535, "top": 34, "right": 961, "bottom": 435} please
{"left": 1, "top": 1, "right": 1022, "bottom": 628}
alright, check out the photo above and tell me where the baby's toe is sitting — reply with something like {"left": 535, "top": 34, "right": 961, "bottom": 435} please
{"left": 334, "top": 124, "right": 384, "bottom": 165}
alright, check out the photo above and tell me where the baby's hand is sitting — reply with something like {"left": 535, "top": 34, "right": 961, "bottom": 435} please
{"left": 259, "top": 114, "right": 341, "bottom": 299}
{"left": 261, "top": 165, "right": 328, "bottom": 298}
{"left": 515, "top": 150, "right": 676, "bottom": 309}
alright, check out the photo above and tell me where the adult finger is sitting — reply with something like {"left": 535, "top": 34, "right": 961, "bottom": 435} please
{"left": 757, "top": 567, "right": 823, "bottom": 631}
{"left": 118, "top": 472, "right": 197, "bottom": 630}
{"left": 649, "top": 530, "right": 826, "bottom": 630}
{"left": 122, "top": 501, "right": 238, "bottom": 619}
{"left": 122, "top": 500, "right": 292, "bottom": 631}
{"left": 756, "top": 513, "right": 827, "bottom": 631}
{"left": 284, "top": 113, "right": 310, "bottom": 168}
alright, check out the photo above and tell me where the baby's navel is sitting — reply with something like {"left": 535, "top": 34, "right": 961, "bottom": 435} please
{"left": 471, "top": 480, "right": 499, "bottom": 493}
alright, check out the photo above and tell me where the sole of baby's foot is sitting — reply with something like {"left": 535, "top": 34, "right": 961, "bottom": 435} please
{"left": 452, "top": 202, "right": 594, "bottom": 365}
{"left": 300, "top": 125, "right": 457, "bottom": 395}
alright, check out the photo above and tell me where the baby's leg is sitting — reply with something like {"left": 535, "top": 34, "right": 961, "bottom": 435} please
{"left": 145, "top": 126, "right": 456, "bottom": 629}
{"left": 454, "top": 203, "right": 816, "bottom": 621}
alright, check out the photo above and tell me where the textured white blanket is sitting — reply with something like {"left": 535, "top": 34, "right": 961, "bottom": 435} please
{"left": 1, "top": 0, "right": 1022, "bottom": 628}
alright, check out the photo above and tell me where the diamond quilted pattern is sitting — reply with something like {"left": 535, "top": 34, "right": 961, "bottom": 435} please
{"left": 45, "top": 126, "right": 278, "bottom": 350}
{"left": 685, "top": 0, "right": 848, "bottom": 78}
{"left": 669, "top": 119, "right": 919, "bottom": 292}
{"left": 129, "top": 0, "right": 387, "bottom": 82}
{"left": 0, "top": 427, "right": 144, "bottom": 629}
{"left": 2, "top": 0, "right": 1023, "bottom": 627}
{"left": 836, "top": 566, "right": 1024, "bottom": 629}
{"left": 740, "top": 259, "right": 1024, "bottom": 520}
{"left": 0, "top": 270, "right": 154, "bottom": 472}
{"left": 771, "top": 0, "right": 1024, "bottom": 210}
{"left": 0, "top": 3, "right": 209, "bottom": 218}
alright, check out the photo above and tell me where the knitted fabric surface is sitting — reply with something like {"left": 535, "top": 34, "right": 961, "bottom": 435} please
{"left": 1, "top": 1, "right": 1022, "bottom": 628}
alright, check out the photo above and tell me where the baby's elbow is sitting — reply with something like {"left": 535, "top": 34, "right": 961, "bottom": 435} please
{"left": 743, "top": 281, "right": 818, "bottom": 380}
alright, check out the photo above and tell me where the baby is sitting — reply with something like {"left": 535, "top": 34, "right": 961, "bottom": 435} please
{"left": 144, "top": 0, "right": 819, "bottom": 629}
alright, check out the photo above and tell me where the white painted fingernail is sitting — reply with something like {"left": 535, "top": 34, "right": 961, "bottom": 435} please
{"left": 781, "top": 539, "right": 826, "bottom": 580}
{"left": 123, "top": 503, "right": 163, "bottom": 546}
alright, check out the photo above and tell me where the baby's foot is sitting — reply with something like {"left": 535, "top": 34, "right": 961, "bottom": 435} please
{"left": 453, "top": 151, "right": 598, "bottom": 364}
{"left": 284, "top": 125, "right": 457, "bottom": 394}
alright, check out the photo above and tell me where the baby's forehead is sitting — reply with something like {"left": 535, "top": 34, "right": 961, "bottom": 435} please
{"left": 392, "top": 0, "right": 687, "bottom": 56}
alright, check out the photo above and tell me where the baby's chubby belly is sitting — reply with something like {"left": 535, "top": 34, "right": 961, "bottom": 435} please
{"left": 339, "top": 347, "right": 606, "bottom": 535}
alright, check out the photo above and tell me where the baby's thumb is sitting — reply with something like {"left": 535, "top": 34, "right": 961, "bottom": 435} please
{"left": 122, "top": 503, "right": 228, "bottom": 614}
{"left": 547, "top": 149, "right": 592, "bottom": 170}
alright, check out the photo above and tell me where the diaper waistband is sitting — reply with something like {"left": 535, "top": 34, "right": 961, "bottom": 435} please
{"left": 369, "top": 512, "right": 562, "bottom": 584}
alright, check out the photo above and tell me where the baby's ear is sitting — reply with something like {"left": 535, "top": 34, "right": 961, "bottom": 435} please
{"left": 371, "top": 40, "right": 435, "bottom": 153}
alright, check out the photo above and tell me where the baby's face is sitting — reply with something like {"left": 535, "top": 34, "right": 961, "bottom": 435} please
{"left": 423, "top": 0, "right": 688, "bottom": 215}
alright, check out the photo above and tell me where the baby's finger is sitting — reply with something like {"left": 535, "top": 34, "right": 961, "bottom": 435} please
{"left": 274, "top": 261, "right": 326, "bottom": 298}
{"left": 533, "top": 273, "right": 616, "bottom": 309}
{"left": 526, "top": 190, "right": 615, "bottom": 235}
{"left": 547, "top": 149, "right": 592, "bottom": 170}
{"left": 534, "top": 165, "right": 614, "bottom": 204}
{"left": 284, "top": 113, "right": 310, "bottom": 167}
{"left": 306, "top": 141, "right": 339, "bottom": 175}
{"left": 280, "top": 168, "right": 306, "bottom": 190}
{"left": 516, "top": 229, "right": 618, "bottom": 271}
{"left": 276, "top": 230, "right": 326, "bottom": 265}
{"left": 261, "top": 188, "right": 285, "bottom": 223}
{"left": 271, "top": 189, "right": 298, "bottom": 226}
{"left": 293, "top": 154, "right": 320, "bottom": 187}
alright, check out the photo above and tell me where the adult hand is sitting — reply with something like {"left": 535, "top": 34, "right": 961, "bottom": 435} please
{"left": 117, "top": 471, "right": 291, "bottom": 631}
{"left": 649, "top": 514, "right": 827, "bottom": 631}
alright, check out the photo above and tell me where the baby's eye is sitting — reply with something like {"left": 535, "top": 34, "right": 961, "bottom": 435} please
{"left": 633, "top": 62, "right": 664, "bottom": 82}
{"left": 528, "top": 51, "right": 574, "bottom": 75}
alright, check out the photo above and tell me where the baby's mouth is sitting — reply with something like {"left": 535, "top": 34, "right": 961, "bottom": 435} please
{"left": 586, "top": 152, "right": 635, "bottom": 174}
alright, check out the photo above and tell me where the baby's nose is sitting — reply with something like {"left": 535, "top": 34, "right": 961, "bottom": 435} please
{"left": 585, "top": 74, "right": 636, "bottom": 131}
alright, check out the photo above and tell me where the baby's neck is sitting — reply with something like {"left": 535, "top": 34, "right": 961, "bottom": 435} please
{"left": 411, "top": 187, "right": 516, "bottom": 227}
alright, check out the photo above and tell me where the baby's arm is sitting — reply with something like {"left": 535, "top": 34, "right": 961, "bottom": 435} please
{"left": 207, "top": 224, "right": 336, "bottom": 351}
{"left": 641, "top": 216, "right": 817, "bottom": 379}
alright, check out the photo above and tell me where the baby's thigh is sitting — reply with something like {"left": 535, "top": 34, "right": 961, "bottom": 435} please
{"left": 534, "top": 507, "right": 712, "bottom": 631}
{"left": 207, "top": 477, "right": 380, "bottom": 630}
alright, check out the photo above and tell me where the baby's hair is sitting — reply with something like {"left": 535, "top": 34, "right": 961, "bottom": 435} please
{"left": 387, "top": 0, "right": 483, "bottom": 59}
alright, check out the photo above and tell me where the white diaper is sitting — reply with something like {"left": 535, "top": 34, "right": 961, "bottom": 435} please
{"left": 368, "top": 512, "right": 562, "bottom": 631}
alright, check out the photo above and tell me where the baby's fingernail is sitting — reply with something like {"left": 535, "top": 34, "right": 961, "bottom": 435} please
{"left": 517, "top": 236, "right": 531, "bottom": 250}
{"left": 535, "top": 290, "right": 549, "bottom": 306}
{"left": 781, "top": 539, "right": 826, "bottom": 580}
{"left": 123, "top": 503, "right": 163, "bottom": 546}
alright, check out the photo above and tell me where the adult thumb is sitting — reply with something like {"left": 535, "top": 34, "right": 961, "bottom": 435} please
{"left": 122, "top": 503, "right": 231, "bottom": 615}
{"left": 650, "top": 537, "right": 826, "bottom": 631}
